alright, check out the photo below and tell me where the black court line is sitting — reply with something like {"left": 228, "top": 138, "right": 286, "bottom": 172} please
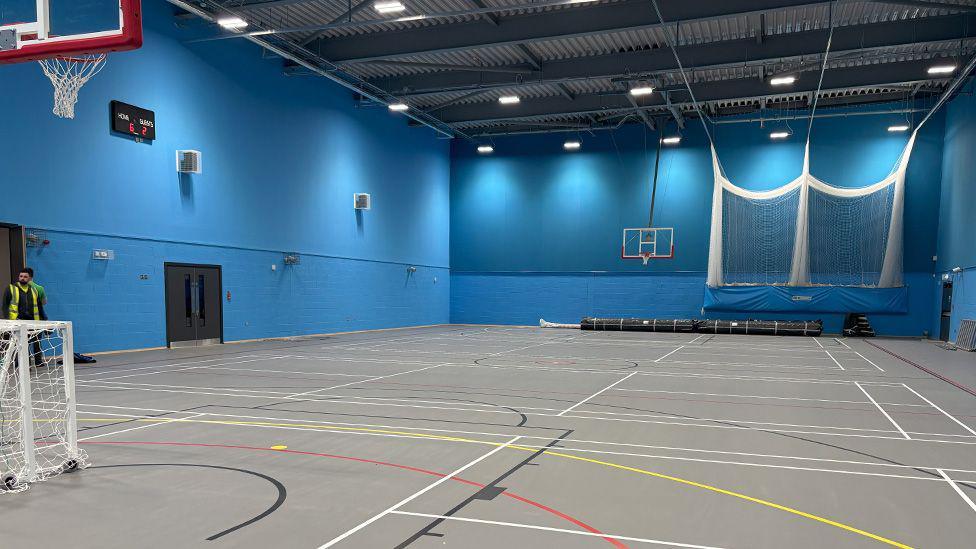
{"left": 87, "top": 463, "right": 287, "bottom": 541}
{"left": 393, "top": 429, "right": 575, "bottom": 548}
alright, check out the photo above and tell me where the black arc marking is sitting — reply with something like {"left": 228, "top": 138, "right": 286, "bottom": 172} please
{"left": 88, "top": 463, "right": 286, "bottom": 541}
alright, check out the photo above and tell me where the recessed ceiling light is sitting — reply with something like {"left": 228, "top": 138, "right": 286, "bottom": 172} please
{"left": 629, "top": 86, "right": 655, "bottom": 97}
{"left": 396, "top": 15, "right": 426, "bottom": 21}
{"left": 498, "top": 95, "right": 520, "bottom": 105}
{"left": 563, "top": 140, "right": 581, "bottom": 150}
{"left": 927, "top": 64, "right": 957, "bottom": 75}
{"left": 374, "top": 1, "right": 406, "bottom": 14}
{"left": 769, "top": 131, "right": 791, "bottom": 139}
{"left": 477, "top": 145, "right": 494, "bottom": 154}
{"left": 217, "top": 17, "right": 248, "bottom": 30}
{"left": 661, "top": 136, "right": 682, "bottom": 145}
{"left": 388, "top": 103, "right": 409, "bottom": 112}
{"left": 770, "top": 75, "right": 797, "bottom": 85}
{"left": 887, "top": 125, "right": 910, "bottom": 132}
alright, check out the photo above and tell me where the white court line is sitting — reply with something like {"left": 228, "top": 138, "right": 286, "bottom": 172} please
{"left": 75, "top": 381, "right": 976, "bottom": 444}
{"left": 76, "top": 354, "right": 258, "bottom": 379}
{"left": 854, "top": 351, "right": 885, "bottom": 372}
{"left": 936, "top": 469, "right": 976, "bottom": 515}
{"left": 613, "top": 388, "right": 884, "bottom": 406}
{"left": 87, "top": 356, "right": 290, "bottom": 382}
{"left": 655, "top": 345, "right": 685, "bottom": 363}
{"left": 79, "top": 412, "right": 208, "bottom": 441}
{"left": 813, "top": 337, "right": 825, "bottom": 349}
{"left": 824, "top": 349, "right": 846, "bottom": 371}
{"left": 686, "top": 334, "right": 706, "bottom": 345}
{"left": 316, "top": 435, "right": 523, "bottom": 548}
{"left": 389, "top": 511, "right": 725, "bottom": 549}
{"left": 855, "top": 382, "right": 910, "bottom": 440}
{"left": 557, "top": 372, "right": 639, "bottom": 416}
{"left": 77, "top": 404, "right": 976, "bottom": 475}
{"left": 901, "top": 384, "right": 976, "bottom": 437}
{"left": 834, "top": 338, "right": 853, "bottom": 350}
{"left": 287, "top": 363, "right": 448, "bottom": 398}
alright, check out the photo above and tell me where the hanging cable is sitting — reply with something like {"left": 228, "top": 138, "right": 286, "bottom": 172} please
{"left": 805, "top": 2, "right": 836, "bottom": 143}
{"left": 649, "top": 0, "right": 714, "bottom": 145}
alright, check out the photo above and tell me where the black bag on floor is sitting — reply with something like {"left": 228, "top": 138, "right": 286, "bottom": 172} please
{"left": 74, "top": 353, "right": 96, "bottom": 364}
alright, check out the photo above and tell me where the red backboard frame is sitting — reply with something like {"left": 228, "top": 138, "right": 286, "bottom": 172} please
{"left": 0, "top": 0, "right": 142, "bottom": 65}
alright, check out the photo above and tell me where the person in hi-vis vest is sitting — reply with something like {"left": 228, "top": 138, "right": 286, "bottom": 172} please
{"left": 3, "top": 268, "right": 48, "bottom": 366}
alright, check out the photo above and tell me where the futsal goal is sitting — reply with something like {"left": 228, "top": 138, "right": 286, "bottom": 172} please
{"left": 1, "top": 320, "right": 87, "bottom": 493}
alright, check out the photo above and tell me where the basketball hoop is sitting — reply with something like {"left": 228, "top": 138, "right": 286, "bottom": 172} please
{"left": 37, "top": 54, "right": 107, "bottom": 119}
{"left": 640, "top": 252, "right": 652, "bottom": 266}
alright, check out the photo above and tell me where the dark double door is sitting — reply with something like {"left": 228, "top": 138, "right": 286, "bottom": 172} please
{"left": 165, "top": 264, "right": 223, "bottom": 347}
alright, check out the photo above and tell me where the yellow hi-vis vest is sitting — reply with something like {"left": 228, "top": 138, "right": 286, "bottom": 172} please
{"left": 8, "top": 283, "right": 40, "bottom": 320}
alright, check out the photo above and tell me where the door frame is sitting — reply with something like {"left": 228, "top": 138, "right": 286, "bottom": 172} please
{"left": 0, "top": 223, "right": 26, "bottom": 281}
{"left": 163, "top": 262, "right": 224, "bottom": 347}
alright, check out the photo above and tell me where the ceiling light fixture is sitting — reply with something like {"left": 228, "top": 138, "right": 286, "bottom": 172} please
{"left": 388, "top": 103, "right": 409, "bottom": 112}
{"left": 770, "top": 131, "right": 791, "bottom": 139}
{"left": 927, "top": 64, "right": 957, "bottom": 75}
{"left": 769, "top": 75, "right": 797, "bottom": 85}
{"left": 661, "top": 136, "right": 682, "bottom": 145}
{"left": 887, "top": 125, "right": 910, "bottom": 132}
{"left": 498, "top": 95, "right": 520, "bottom": 105}
{"left": 629, "top": 86, "right": 655, "bottom": 97}
{"left": 217, "top": 17, "right": 248, "bottom": 30}
{"left": 374, "top": 1, "right": 406, "bottom": 14}
{"left": 477, "top": 145, "right": 494, "bottom": 154}
{"left": 563, "top": 140, "right": 581, "bottom": 151}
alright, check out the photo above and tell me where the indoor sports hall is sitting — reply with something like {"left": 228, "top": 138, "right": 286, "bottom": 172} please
{"left": 1, "top": 1, "right": 975, "bottom": 548}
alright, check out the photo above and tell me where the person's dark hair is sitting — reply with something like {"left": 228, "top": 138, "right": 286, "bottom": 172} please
{"left": 24, "top": 267, "right": 34, "bottom": 277}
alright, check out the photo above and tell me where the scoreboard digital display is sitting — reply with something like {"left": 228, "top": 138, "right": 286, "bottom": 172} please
{"left": 111, "top": 101, "right": 156, "bottom": 140}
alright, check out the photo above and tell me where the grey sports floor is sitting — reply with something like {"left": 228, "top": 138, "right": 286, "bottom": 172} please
{"left": 3, "top": 326, "right": 976, "bottom": 549}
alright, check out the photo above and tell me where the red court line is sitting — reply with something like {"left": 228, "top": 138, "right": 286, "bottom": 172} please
{"left": 864, "top": 340, "right": 976, "bottom": 398}
{"left": 82, "top": 440, "right": 628, "bottom": 549}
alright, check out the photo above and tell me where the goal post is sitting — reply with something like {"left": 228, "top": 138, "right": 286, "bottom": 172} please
{"left": 1, "top": 320, "right": 87, "bottom": 493}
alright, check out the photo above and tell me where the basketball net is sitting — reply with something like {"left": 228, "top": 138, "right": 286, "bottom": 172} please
{"left": 38, "top": 54, "right": 107, "bottom": 119}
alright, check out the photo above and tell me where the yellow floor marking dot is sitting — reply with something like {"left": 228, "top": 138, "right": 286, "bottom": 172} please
{"left": 270, "top": 445, "right": 288, "bottom": 450}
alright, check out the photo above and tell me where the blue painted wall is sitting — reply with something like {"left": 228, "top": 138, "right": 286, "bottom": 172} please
{"left": 936, "top": 80, "right": 976, "bottom": 341}
{"left": 2, "top": 0, "right": 451, "bottom": 351}
{"left": 451, "top": 112, "right": 945, "bottom": 336}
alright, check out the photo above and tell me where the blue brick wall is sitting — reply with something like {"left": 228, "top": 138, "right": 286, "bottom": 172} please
{"left": 451, "top": 272, "right": 933, "bottom": 337}
{"left": 29, "top": 230, "right": 449, "bottom": 352}
{"left": 2, "top": 1, "right": 451, "bottom": 352}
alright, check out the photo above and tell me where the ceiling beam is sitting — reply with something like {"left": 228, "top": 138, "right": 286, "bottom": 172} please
{"left": 431, "top": 58, "right": 948, "bottom": 124}
{"left": 300, "top": 0, "right": 373, "bottom": 46}
{"left": 310, "top": 0, "right": 822, "bottom": 63}
{"left": 234, "top": 0, "right": 322, "bottom": 12}
{"left": 373, "top": 14, "right": 976, "bottom": 95}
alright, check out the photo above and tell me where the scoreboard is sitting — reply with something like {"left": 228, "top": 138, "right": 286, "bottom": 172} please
{"left": 111, "top": 101, "right": 156, "bottom": 140}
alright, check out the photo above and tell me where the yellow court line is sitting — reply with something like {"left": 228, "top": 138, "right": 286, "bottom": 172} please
{"left": 77, "top": 417, "right": 913, "bottom": 548}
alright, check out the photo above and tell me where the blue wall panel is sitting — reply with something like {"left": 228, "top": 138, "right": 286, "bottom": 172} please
{"left": 451, "top": 112, "right": 944, "bottom": 335}
{"left": 28, "top": 230, "right": 448, "bottom": 352}
{"left": 934, "top": 81, "right": 976, "bottom": 340}
{"left": 2, "top": 0, "right": 451, "bottom": 351}
{"left": 451, "top": 272, "right": 933, "bottom": 336}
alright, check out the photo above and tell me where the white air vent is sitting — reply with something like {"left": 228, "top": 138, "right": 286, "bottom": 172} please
{"left": 354, "top": 193, "right": 371, "bottom": 210}
{"left": 957, "top": 319, "right": 976, "bottom": 351}
{"left": 176, "top": 150, "right": 202, "bottom": 174}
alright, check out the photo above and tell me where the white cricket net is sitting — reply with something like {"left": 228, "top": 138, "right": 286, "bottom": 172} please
{"left": 0, "top": 321, "right": 87, "bottom": 494}
{"left": 38, "top": 54, "right": 107, "bottom": 119}
{"left": 706, "top": 134, "right": 914, "bottom": 288}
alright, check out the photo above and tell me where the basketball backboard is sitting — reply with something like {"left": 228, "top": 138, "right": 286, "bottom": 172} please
{"left": 0, "top": 0, "right": 142, "bottom": 64}
{"left": 622, "top": 227, "right": 675, "bottom": 264}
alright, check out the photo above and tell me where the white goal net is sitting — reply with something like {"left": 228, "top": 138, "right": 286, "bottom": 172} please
{"left": 706, "top": 135, "right": 914, "bottom": 288}
{"left": 1, "top": 320, "right": 87, "bottom": 494}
